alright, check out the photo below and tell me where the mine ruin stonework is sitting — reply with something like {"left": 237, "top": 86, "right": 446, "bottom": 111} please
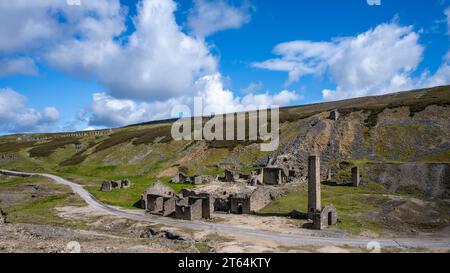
{"left": 230, "top": 188, "right": 276, "bottom": 214}
{"left": 312, "top": 205, "right": 338, "bottom": 230}
{"left": 171, "top": 173, "right": 190, "bottom": 184}
{"left": 307, "top": 155, "right": 338, "bottom": 230}
{"left": 101, "top": 181, "right": 112, "bottom": 192}
{"left": 141, "top": 181, "right": 176, "bottom": 211}
{"left": 176, "top": 198, "right": 203, "bottom": 220}
{"left": 307, "top": 156, "right": 321, "bottom": 218}
{"left": 352, "top": 166, "right": 360, "bottom": 187}
{"left": 262, "top": 167, "right": 288, "bottom": 185}
{"left": 230, "top": 193, "right": 251, "bottom": 214}
{"left": 330, "top": 109, "right": 340, "bottom": 121}
{"left": 218, "top": 170, "right": 235, "bottom": 183}
{"left": 100, "top": 179, "right": 131, "bottom": 192}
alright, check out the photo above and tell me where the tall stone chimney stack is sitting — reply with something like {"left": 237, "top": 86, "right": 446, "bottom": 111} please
{"left": 308, "top": 155, "right": 321, "bottom": 218}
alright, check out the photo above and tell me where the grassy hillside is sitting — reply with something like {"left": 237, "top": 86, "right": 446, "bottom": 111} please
{"left": 0, "top": 85, "right": 449, "bottom": 211}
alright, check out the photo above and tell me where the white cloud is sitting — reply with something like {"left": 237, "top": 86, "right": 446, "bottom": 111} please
{"left": 195, "top": 73, "right": 300, "bottom": 115}
{"left": 187, "top": 0, "right": 252, "bottom": 38}
{"left": 82, "top": 74, "right": 300, "bottom": 127}
{"left": 45, "top": 0, "right": 217, "bottom": 101}
{"left": 0, "top": 88, "right": 59, "bottom": 133}
{"left": 84, "top": 92, "right": 189, "bottom": 128}
{"left": 254, "top": 23, "right": 431, "bottom": 100}
{"left": 0, "top": 57, "right": 38, "bottom": 77}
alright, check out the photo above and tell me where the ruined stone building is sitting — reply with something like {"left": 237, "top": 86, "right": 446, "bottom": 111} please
{"left": 218, "top": 170, "right": 235, "bottom": 183}
{"left": 312, "top": 205, "right": 338, "bottom": 230}
{"left": 193, "top": 175, "right": 213, "bottom": 185}
{"left": 171, "top": 173, "right": 190, "bottom": 184}
{"left": 141, "top": 181, "right": 176, "bottom": 212}
{"left": 230, "top": 188, "right": 277, "bottom": 214}
{"left": 147, "top": 194, "right": 177, "bottom": 216}
{"left": 175, "top": 195, "right": 211, "bottom": 220}
{"left": 101, "top": 179, "right": 132, "bottom": 192}
{"left": 176, "top": 198, "right": 203, "bottom": 220}
{"left": 262, "top": 167, "right": 288, "bottom": 185}
{"left": 230, "top": 193, "right": 251, "bottom": 214}
{"left": 121, "top": 179, "right": 131, "bottom": 188}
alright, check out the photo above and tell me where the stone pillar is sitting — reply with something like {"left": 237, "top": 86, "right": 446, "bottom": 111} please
{"left": 326, "top": 169, "right": 332, "bottom": 182}
{"left": 308, "top": 156, "right": 321, "bottom": 218}
{"left": 352, "top": 167, "right": 360, "bottom": 187}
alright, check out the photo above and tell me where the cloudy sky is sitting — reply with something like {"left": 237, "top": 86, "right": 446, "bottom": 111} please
{"left": 0, "top": 0, "right": 449, "bottom": 134}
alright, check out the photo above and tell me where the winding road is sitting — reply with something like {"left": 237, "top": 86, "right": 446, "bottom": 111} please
{"left": 2, "top": 169, "right": 449, "bottom": 250}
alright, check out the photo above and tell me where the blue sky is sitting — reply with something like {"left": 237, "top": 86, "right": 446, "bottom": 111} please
{"left": 0, "top": 0, "right": 449, "bottom": 135}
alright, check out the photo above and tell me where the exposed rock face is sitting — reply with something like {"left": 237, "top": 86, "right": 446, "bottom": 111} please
{"left": 364, "top": 163, "right": 450, "bottom": 198}
{"left": 275, "top": 105, "right": 449, "bottom": 172}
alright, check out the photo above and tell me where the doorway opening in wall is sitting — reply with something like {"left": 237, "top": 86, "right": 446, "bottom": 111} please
{"left": 238, "top": 203, "right": 243, "bottom": 214}
{"left": 328, "top": 211, "right": 333, "bottom": 225}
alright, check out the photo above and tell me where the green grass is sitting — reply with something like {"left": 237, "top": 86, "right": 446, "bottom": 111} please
{"left": 260, "top": 182, "right": 390, "bottom": 234}
{"left": 84, "top": 176, "right": 194, "bottom": 209}
{"left": 4, "top": 194, "right": 86, "bottom": 228}
{"left": 0, "top": 175, "right": 87, "bottom": 227}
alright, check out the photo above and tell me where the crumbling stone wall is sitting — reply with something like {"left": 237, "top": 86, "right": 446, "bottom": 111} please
{"left": 218, "top": 170, "right": 235, "bottom": 182}
{"left": 147, "top": 195, "right": 164, "bottom": 213}
{"left": 162, "top": 197, "right": 176, "bottom": 216}
{"left": 312, "top": 205, "right": 338, "bottom": 230}
{"left": 101, "top": 181, "right": 112, "bottom": 192}
{"left": 176, "top": 199, "right": 203, "bottom": 220}
{"left": 230, "top": 194, "right": 251, "bottom": 214}
{"left": 250, "top": 188, "right": 277, "bottom": 212}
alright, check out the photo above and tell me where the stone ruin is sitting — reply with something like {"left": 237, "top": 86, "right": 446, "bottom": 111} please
{"left": 352, "top": 166, "right": 360, "bottom": 187}
{"left": 307, "top": 155, "right": 338, "bottom": 230}
{"left": 258, "top": 154, "right": 301, "bottom": 185}
{"left": 221, "top": 187, "right": 278, "bottom": 215}
{"left": 175, "top": 195, "right": 211, "bottom": 221}
{"left": 330, "top": 109, "right": 340, "bottom": 121}
{"left": 218, "top": 169, "right": 235, "bottom": 183}
{"left": 171, "top": 173, "right": 213, "bottom": 185}
{"left": 262, "top": 167, "right": 288, "bottom": 185}
{"left": 230, "top": 193, "right": 251, "bottom": 214}
{"left": 101, "top": 179, "right": 132, "bottom": 192}
{"left": 247, "top": 172, "right": 263, "bottom": 186}
{"left": 171, "top": 173, "right": 190, "bottom": 184}
{"left": 312, "top": 205, "right": 338, "bottom": 230}
{"left": 141, "top": 181, "right": 177, "bottom": 216}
